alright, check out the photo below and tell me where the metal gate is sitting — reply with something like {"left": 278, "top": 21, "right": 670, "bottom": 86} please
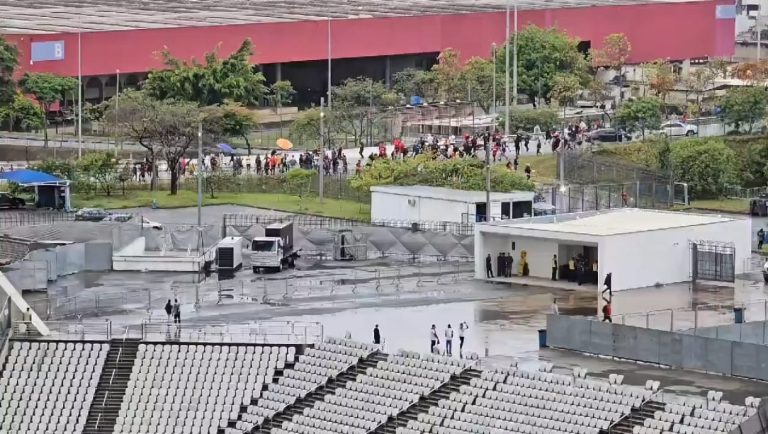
{"left": 691, "top": 241, "right": 735, "bottom": 283}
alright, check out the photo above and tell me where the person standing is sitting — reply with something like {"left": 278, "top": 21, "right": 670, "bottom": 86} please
{"left": 601, "top": 301, "right": 612, "bottom": 323}
{"left": 444, "top": 324, "right": 454, "bottom": 357}
{"left": 485, "top": 254, "right": 494, "bottom": 278}
{"left": 172, "top": 299, "right": 181, "bottom": 324}
{"left": 551, "top": 298, "right": 560, "bottom": 315}
{"left": 458, "top": 322, "right": 468, "bottom": 352}
{"left": 758, "top": 228, "right": 765, "bottom": 250}
{"left": 373, "top": 325, "right": 381, "bottom": 345}
{"left": 551, "top": 254, "right": 558, "bottom": 281}
{"left": 164, "top": 300, "right": 173, "bottom": 322}
{"left": 430, "top": 325, "right": 440, "bottom": 354}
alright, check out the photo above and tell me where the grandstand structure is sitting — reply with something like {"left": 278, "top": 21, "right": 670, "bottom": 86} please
{"left": 0, "top": 326, "right": 759, "bottom": 434}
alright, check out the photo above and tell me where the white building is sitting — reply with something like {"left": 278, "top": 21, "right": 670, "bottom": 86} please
{"left": 474, "top": 209, "right": 751, "bottom": 291}
{"left": 371, "top": 185, "right": 535, "bottom": 223}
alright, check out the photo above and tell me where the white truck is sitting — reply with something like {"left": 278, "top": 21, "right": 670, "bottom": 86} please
{"left": 250, "top": 222, "right": 300, "bottom": 273}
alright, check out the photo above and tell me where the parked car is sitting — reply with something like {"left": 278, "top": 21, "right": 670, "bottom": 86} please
{"left": 74, "top": 208, "right": 110, "bottom": 222}
{"left": 660, "top": 121, "right": 697, "bottom": 137}
{"left": 587, "top": 128, "right": 630, "bottom": 143}
{"left": 0, "top": 192, "right": 26, "bottom": 209}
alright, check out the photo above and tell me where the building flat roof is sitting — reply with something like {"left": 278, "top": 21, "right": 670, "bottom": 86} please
{"left": 371, "top": 185, "right": 534, "bottom": 204}
{"left": 483, "top": 209, "right": 737, "bottom": 236}
{"left": 3, "top": 0, "right": 701, "bottom": 34}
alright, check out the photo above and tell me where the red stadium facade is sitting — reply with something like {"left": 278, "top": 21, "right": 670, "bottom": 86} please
{"left": 4, "top": 0, "right": 735, "bottom": 104}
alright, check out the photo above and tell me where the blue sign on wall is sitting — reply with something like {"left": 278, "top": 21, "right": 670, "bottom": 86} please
{"left": 31, "top": 41, "right": 65, "bottom": 62}
{"left": 715, "top": 5, "right": 736, "bottom": 20}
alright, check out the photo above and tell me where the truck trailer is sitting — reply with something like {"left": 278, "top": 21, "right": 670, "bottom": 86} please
{"left": 250, "top": 222, "right": 300, "bottom": 273}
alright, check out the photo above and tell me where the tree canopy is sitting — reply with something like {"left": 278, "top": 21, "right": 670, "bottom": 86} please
{"left": 19, "top": 72, "right": 78, "bottom": 146}
{"left": 392, "top": 68, "right": 436, "bottom": 102}
{"left": 591, "top": 33, "right": 631, "bottom": 70}
{"left": 0, "top": 94, "right": 44, "bottom": 132}
{"left": 721, "top": 86, "right": 768, "bottom": 134}
{"left": 0, "top": 36, "right": 19, "bottom": 107}
{"left": 350, "top": 154, "right": 535, "bottom": 193}
{"left": 203, "top": 102, "right": 261, "bottom": 155}
{"left": 144, "top": 39, "right": 267, "bottom": 106}
{"left": 669, "top": 139, "right": 737, "bottom": 199}
{"left": 615, "top": 96, "right": 663, "bottom": 138}
{"left": 332, "top": 77, "right": 399, "bottom": 146}
{"left": 498, "top": 26, "right": 589, "bottom": 105}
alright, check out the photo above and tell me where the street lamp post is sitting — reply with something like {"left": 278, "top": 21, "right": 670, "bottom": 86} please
{"left": 504, "top": 0, "right": 510, "bottom": 137}
{"left": 115, "top": 69, "right": 120, "bottom": 151}
{"left": 492, "top": 43, "right": 497, "bottom": 118}
{"left": 77, "top": 25, "right": 83, "bottom": 159}
{"left": 320, "top": 97, "right": 325, "bottom": 202}
{"left": 513, "top": 0, "right": 518, "bottom": 108}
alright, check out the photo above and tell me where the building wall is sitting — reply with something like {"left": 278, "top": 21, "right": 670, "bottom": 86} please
{"left": 474, "top": 232, "right": 558, "bottom": 280}
{"left": 371, "top": 192, "right": 473, "bottom": 223}
{"left": 7, "top": 0, "right": 735, "bottom": 78}
{"left": 600, "top": 219, "right": 751, "bottom": 292}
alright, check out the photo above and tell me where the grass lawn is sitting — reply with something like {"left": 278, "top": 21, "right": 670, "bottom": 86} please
{"left": 73, "top": 190, "right": 371, "bottom": 221}
{"left": 673, "top": 198, "right": 749, "bottom": 214}
{"left": 519, "top": 154, "right": 558, "bottom": 183}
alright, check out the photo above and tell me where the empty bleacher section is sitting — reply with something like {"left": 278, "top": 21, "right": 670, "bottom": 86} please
{"left": 611, "top": 392, "right": 758, "bottom": 434}
{"left": 392, "top": 364, "right": 651, "bottom": 434}
{"left": 0, "top": 341, "right": 108, "bottom": 433}
{"left": 0, "top": 332, "right": 762, "bottom": 434}
{"left": 233, "top": 337, "right": 379, "bottom": 433}
{"left": 271, "top": 350, "right": 476, "bottom": 434}
{"left": 114, "top": 343, "right": 294, "bottom": 434}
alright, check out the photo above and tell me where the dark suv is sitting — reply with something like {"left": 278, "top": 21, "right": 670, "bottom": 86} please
{"left": 0, "top": 193, "right": 26, "bottom": 209}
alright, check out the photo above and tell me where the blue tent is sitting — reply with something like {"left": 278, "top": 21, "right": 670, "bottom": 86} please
{"left": 0, "top": 169, "right": 70, "bottom": 210}
{"left": 0, "top": 169, "right": 63, "bottom": 184}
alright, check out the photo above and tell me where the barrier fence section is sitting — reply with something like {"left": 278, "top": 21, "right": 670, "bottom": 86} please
{"left": 0, "top": 296, "right": 10, "bottom": 349}
{"left": 546, "top": 315, "right": 768, "bottom": 382}
{"left": 0, "top": 211, "right": 75, "bottom": 229}
{"left": 613, "top": 299, "right": 768, "bottom": 332}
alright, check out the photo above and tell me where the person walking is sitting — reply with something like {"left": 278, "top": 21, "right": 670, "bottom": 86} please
{"left": 430, "top": 325, "right": 440, "bottom": 354}
{"left": 172, "top": 299, "right": 181, "bottom": 324}
{"left": 373, "top": 325, "right": 381, "bottom": 345}
{"left": 444, "top": 324, "right": 454, "bottom": 357}
{"left": 164, "top": 300, "right": 173, "bottom": 322}
{"left": 758, "top": 228, "right": 765, "bottom": 251}
{"left": 22, "top": 307, "right": 32, "bottom": 323}
{"left": 601, "top": 300, "right": 612, "bottom": 323}
{"left": 485, "top": 254, "right": 494, "bottom": 278}
{"left": 551, "top": 298, "right": 560, "bottom": 315}
{"left": 551, "top": 254, "right": 558, "bottom": 281}
{"left": 458, "top": 322, "right": 468, "bottom": 353}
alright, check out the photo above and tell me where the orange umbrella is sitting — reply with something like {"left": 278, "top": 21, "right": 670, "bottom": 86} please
{"left": 276, "top": 138, "right": 293, "bottom": 150}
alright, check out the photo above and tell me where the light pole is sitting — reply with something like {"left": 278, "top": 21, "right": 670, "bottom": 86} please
{"left": 77, "top": 24, "right": 83, "bottom": 159}
{"left": 504, "top": 0, "right": 510, "bottom": 137}
{"left": 327, "top": 19, "right": 332, "bottom": 110}
{"left": 513, "top": 0, "right": 518, "bottom": 108}
{"left": 319, "top": 97, "right": 325, "bottom": 202}
{"left": 114, "top": 69, "right": 119, "bottom": 151}
{"left": 197, "top": 121, "right": 203, "bottom": 227}
{"left": 492, "top": 43, "right": 497, "bottom": 118}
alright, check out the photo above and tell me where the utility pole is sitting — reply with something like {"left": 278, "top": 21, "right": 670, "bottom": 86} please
{"left": 319, "top": 97, "right": 325, "bottom": 202}
{"left": 758, "top": 10, "right": 762, "bottom": 62}
{"left": 115, "top": 69, "right": 120, "bottom": 150}
{"left": 77, "top": 25, "right": 83, "bottom": 159}
{"left": 512, "top": 0, "right": 518, "bottom": 108}
{"left": 485, "top": 124, "right": 491, "bottom": 222}
{"left": 504, "top": 0, "right": 510, "bottom": 137}
{"left": 197, "top": 121, "right": 203, "bottom": 227}
{"left": 327, "top": 19, "right": 332, "bottom": 110}
{"left": 492, "top": 43, "right": 497, "bottom": 117}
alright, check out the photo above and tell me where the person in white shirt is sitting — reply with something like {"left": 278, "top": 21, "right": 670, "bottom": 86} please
{"left": 430, "top": 325, "right": 440, "bottom": 354}
{"left": 444, "top": 324, "right": 454, "bottom": 356}
{"left": 551, "top": 298, "right": 560, "bottom": 315}
{"left": 458, "top": 322, "right": 468, "bottom": 352}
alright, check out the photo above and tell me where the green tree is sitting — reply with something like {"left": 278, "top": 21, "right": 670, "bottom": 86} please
{"left": 77, "top": 151, "right": 119, "bottom": 196}
{"left": 332, "top": 77, "right": 399, "bottom": 147}
{"left": 289, "top": 108, "right": 334, "bottom": 149}
{"left": 0, "top": 36, "right": 19, "bottom": 108}
{"left": 460, "top": 57, "right": 500, "bottom": 113}
{"left": 590, "top": 33, "right": 631, "bottom": 101}
{"left": 498, "top": 26, "right": 589, "bottom": 106}
{"left": 268, "top": 80, "right": 296, "bottom": 137}
{"left": 19, "top": 72, "right": 78, "bottom": 147}
{"left": 586, "top": 77, "right": 610, "bottom": 108}
{"left": 615, "top": 96, "right": 663, "bottom": 139}
{"left": 104, "top": 90, "right": 200, "bottom": 195}
{"left": 550, "top": 73, "right": 582, "bottom": 118}
{"left": 350, "top": 154, "right": 534, "bottom": 193}
{"left": 643, "top": 60, "right": 676, "bottom": 106}
{"left": 30, "top": 159, "right": 75, "bottom": 180}
{"left": 204, "top": 103, "right": 261, "bottom": 155}
{"left": 285, "top": 168, "right": 314, "bottom": 196}
{"left": 392, "top": 68, "right": 436, "bottom": 102}
{"left": 669, "top": 139, "right": 737, "bottom": 198}
{"left": 683, "top": 68, "right": 716, "bottom": 113}
{"left": 144, "top": 39, "right": 267, "bottom": 106}
{"left": 721, "top": 86, "right": 768, "bottom": 134}
{"left": 499, "top": 108, "right": 560, "bottom": 133}
{"left": 0, "top": 94, "right": 45, "bottom": 132}
{"left": 432, "top": 48, "right": 464, "bottom": 102}
{"left": 707, "top": 58, "right": 730, "bottom": 80}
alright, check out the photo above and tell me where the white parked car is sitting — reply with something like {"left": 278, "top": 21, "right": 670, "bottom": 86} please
{"left": 140, "top": 217, "right": 163, "bottom": 230}
{"left": 660, "top": 121, "right": 698, "bottom": 137}
{"left": 104, "top": 213, "right": 163, "bottom": 230}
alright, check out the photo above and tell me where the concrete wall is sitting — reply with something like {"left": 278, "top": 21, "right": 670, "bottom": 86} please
{"left": 371, "top": 192, "right": 474, "bottom": 223}
{"left": 3, "top": 242, "right": 112, "bottom": 291}
{"left": 547, "top": 315, "right": 768, "bottom": 382}
{"left": 682, "top": 321, "right": 768, "bottom": 345}
{"left": 599, "top": 219, "right": 750, "bottom": 291}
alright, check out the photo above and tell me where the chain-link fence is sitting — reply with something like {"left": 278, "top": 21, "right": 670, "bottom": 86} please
{"left": 561, "top": 151, "right": 671, "bottom": 185}
{"left": 538, "top": 181, "right": 673, "bottom": 214}
{"left": 0, "top": 210, "right": 75, "bottom": 229}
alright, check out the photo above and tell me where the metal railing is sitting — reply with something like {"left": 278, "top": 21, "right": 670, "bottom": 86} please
{"left": 0, "top": 211, "right": 76, "bottom": 229}
{"left": 612, "top": 298, "right": 768, "bottom": 332}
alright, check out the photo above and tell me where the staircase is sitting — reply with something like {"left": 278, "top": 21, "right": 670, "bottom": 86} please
{"left": 374, "top": 368, "right": 483, "bottom": 434}
{"left": 608, "top": 399, "right": 665, "bottom": 434}
{"left": 251, "top": 352, "right": 388, "bottom": 434}
{"left": 83, "top": 338, "right": 141, "bottom": 434}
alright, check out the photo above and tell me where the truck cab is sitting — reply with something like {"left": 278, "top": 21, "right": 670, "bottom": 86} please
{"left": 250, "top": 222, "right": 298, "bottom": 273}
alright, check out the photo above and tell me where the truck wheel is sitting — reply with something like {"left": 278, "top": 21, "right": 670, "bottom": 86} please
{"left": 278, "top": 262, "right": 283, "bottom": 272}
